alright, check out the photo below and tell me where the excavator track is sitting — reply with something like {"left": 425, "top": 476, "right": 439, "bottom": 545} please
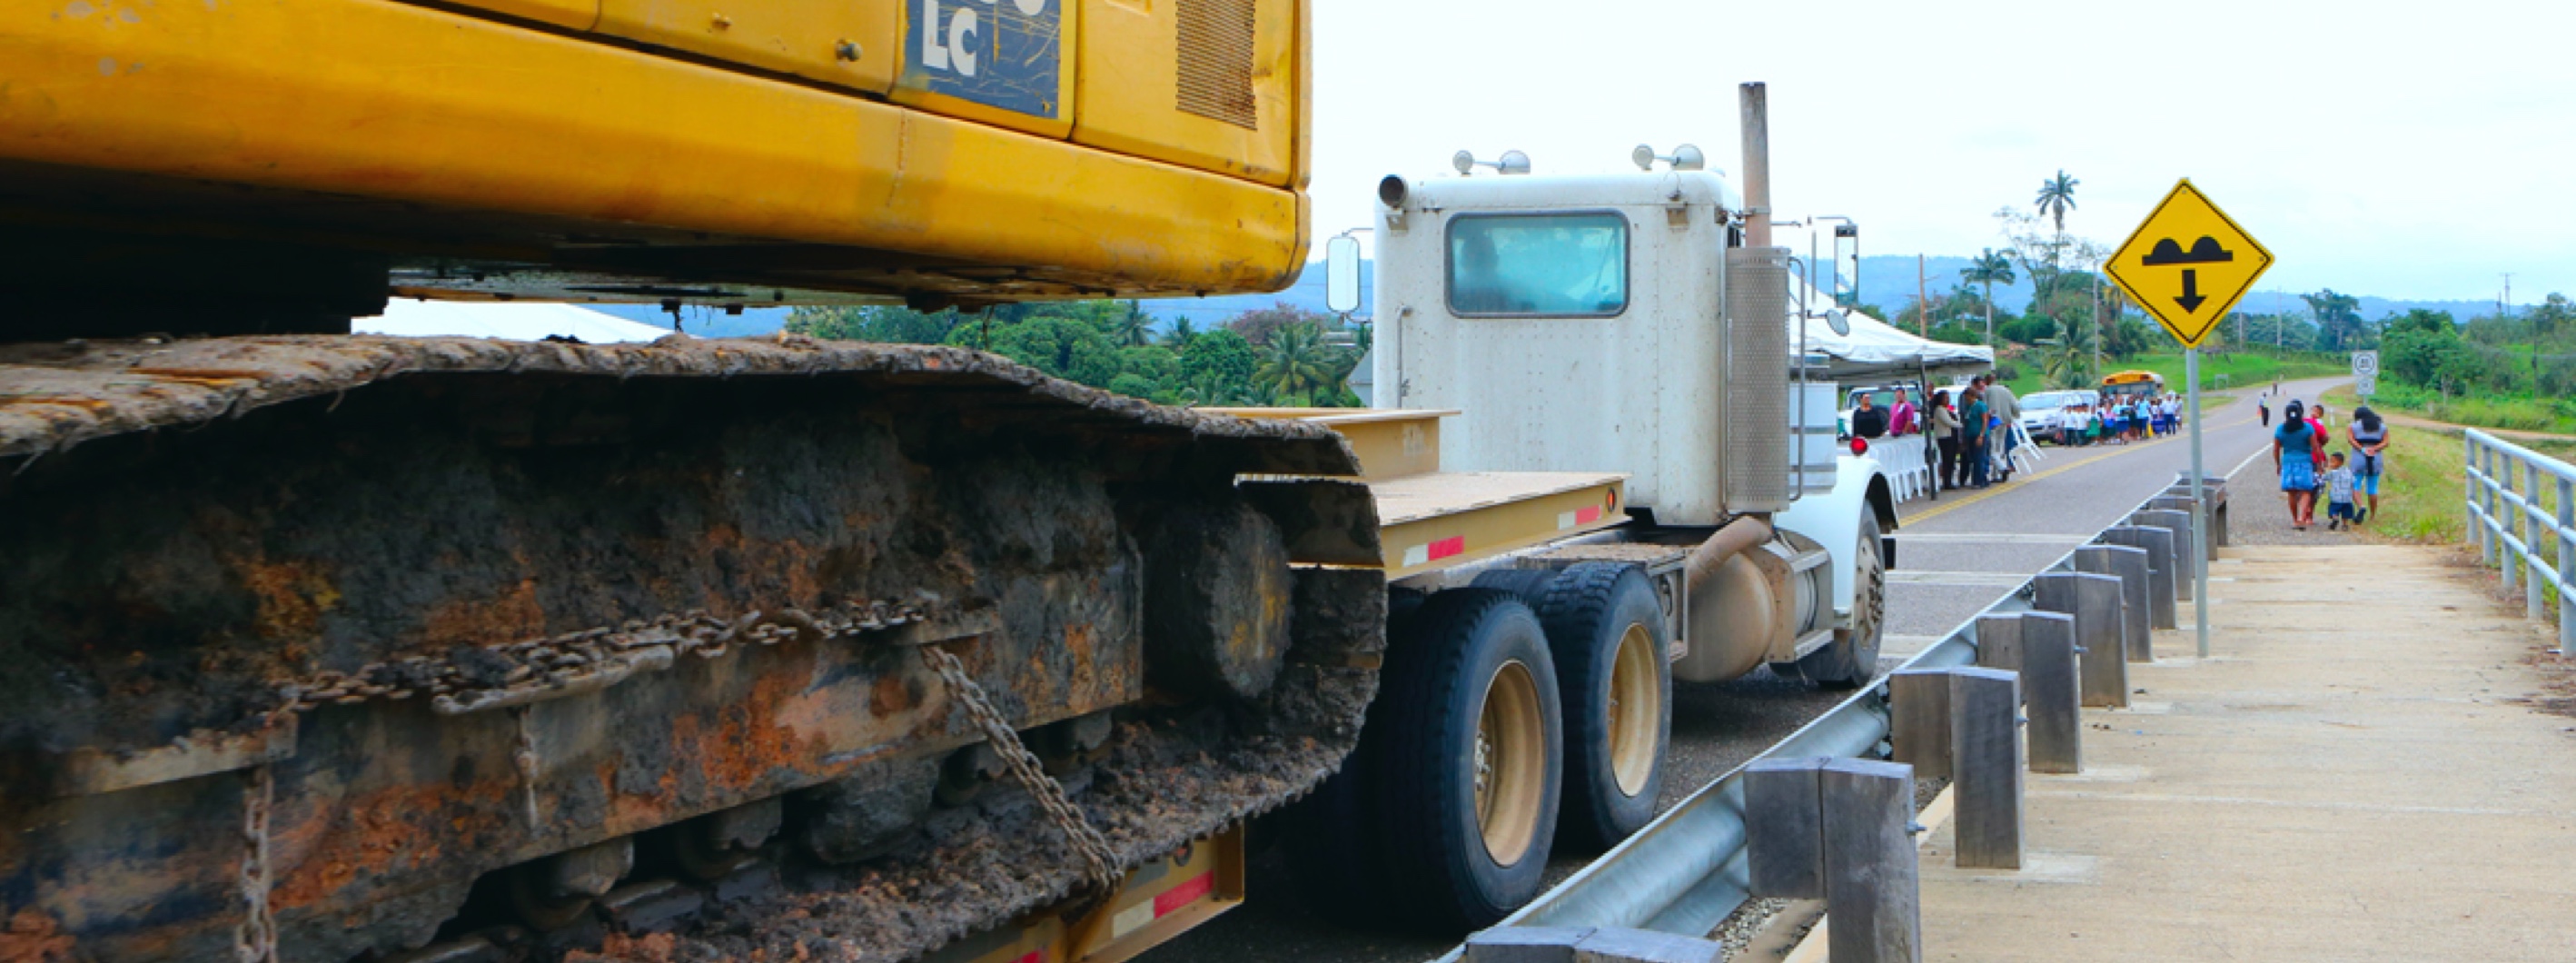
{"left": 0, "top": 334, "right": 1383, "bottom": 963}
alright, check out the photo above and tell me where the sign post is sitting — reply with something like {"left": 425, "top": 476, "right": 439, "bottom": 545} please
{"left": 2352, "top": 351, "right": 2379, "bottom": 399}
{"left": 2104, "top": 180, "right": 2274, "bottom": 658}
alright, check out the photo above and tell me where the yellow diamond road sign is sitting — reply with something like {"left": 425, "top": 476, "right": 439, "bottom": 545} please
{"left": 2104, "top": 179, "right": 2274, "bottom": 350}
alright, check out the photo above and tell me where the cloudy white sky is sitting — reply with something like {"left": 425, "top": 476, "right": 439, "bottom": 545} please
{"left": 1305, "top": 0, "right": 2576, "bottom": 302}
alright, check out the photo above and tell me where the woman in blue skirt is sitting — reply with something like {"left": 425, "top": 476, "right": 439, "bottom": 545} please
{"left": 2274, "top": 400, "right": 2321, "bottom": 530}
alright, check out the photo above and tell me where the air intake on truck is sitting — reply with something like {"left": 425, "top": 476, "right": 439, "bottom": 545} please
{"left": 1725, "top": 246, "right": 1795, "bottom": 513}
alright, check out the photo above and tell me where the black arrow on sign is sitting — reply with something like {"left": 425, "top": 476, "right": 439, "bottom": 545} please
{"left": 2175, "top": 269, "right": 2205, "bottom": 313}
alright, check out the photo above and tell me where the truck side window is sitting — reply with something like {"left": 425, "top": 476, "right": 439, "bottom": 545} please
{"left": 1444, "top": 213, "right": 1629, "bottom": 317}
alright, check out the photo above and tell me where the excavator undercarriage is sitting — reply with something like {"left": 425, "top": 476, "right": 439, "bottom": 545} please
{"left": 0, "top": 335, "right": 1382, "bottom": 962}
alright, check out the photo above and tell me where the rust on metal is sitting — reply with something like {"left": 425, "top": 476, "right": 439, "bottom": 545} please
{"left": 0, "top": 334, "right": 1378, "bottom": 962}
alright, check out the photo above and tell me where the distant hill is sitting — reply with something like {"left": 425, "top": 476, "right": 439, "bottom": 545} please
{"left": 582, "top": 261, "right": 1367, "bottom": 339}
{"left": 1852, "top": 255, "right": 2518, "bottom": 323}
{"left": 575, "top": 254, "right": 2512, "bottom": 338}
{"left": 1136, "top": 261, "right": 1371, "bottom": 327}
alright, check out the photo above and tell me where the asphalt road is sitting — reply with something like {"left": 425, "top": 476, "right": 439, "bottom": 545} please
{"left": 1878, "top": 375, "right": 2350, "bottom": 650}
{"left": 1143, "top": 375, "right": 2347, "bottom": 963}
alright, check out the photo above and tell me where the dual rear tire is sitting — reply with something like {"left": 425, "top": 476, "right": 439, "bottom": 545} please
{"left": 1291, "top": 566, "right": 1670, "bottom": 930}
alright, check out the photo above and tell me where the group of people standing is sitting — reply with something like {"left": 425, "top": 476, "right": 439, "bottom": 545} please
{"left": 2272, "top": 397, "right": 2393, "bottom": 531}
{"left": 1925, "top": 374, "right": 2018, "bottom": 491}
{"left": 1847, "top": 376, "right": 2019, "bottom": 491}
{"left": 2046, "top": 392, "right": 2186, "bottom": 446}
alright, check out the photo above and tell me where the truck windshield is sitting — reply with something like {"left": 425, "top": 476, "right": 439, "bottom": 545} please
{"left": 1445, "top": 213, "right": 1628, "bottom": 317}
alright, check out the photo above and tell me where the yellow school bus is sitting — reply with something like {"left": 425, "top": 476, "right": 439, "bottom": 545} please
{"left": 2101, "top": 370, "right": 2167, "bottom": 400}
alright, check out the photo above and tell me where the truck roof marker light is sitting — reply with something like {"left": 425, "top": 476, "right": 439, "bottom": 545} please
{"left": 1631, "top": 144, "right": 1707, "bottom": 172}
{"left": 1452, "top": 151, "right": 1531, "bottom": 176}
{"left": 1850, "top": 437, "right": 1869, "bottom": 456}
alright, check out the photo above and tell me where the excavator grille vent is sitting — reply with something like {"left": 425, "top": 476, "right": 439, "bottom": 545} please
{"left": 1177, "top": 0, "right": 1259, "bottom": 129}
{"left": 1725, "top": 246, "right": 1795, "bottom": 513}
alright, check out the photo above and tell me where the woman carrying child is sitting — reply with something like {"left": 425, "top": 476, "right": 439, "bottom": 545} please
{"left": 2274, "top": 400, "right": 2322, "bottom": 530}
{"left": 2346, "top": 406, "right": 2393, "bottom": 524}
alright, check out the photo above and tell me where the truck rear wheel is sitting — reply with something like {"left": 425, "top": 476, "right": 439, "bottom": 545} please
{"left": 1535, "top": 563, "right": 1670, "bottom": 851}
{"left": 1796, "top": 512, "right": 1887, "bottom": 688}
{"left": 1369, "top": 589, "right": 1563, "bottom": 930}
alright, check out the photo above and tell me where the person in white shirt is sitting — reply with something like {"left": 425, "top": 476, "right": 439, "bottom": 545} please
{"left": 2058, "top": 402, "right": 2090, "bottom": 446}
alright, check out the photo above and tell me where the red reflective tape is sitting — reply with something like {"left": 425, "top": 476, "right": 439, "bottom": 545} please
{"left": 1427, "top": 536, "right": 1466, "bottom": 561}
{"left": 1576, "top": 506, "right": 1602, "bottom": 524}
{"left": 1154, "top": 871, "right": 1214, "bottom": 917}
{"left": 1012, "top": 952, "right": 1043, "bottom": 963}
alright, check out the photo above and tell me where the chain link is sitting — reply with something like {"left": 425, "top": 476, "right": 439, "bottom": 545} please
{"left": 233, "top": 715, "right": 282, "bottom": 963}
{"left": 916, "top": 643, "right": 1124, "bottom": 906}
{"left": 511, "top": 705, "right": 541, "bottom": 828}
{"left": 269, "top": 597, "right": 931, "bottom": 718}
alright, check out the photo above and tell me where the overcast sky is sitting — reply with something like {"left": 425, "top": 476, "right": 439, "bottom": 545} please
{"left": 1306, "top": 0, "right": 2574, "bottom": 302}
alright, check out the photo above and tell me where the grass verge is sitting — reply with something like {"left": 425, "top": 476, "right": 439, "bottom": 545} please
{"left": 2315, "top": 386, "right": 2576, "bottom": 545}
{"left": 2343, "top": 381, "right": 2576, "bottom": 435}
{"left": 2003, "top": 350, "right": 2345, "bottom": 395}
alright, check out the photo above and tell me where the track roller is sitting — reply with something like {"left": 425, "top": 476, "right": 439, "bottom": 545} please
{"left": 506, "top": 838, "right": 634, "bottom": 930}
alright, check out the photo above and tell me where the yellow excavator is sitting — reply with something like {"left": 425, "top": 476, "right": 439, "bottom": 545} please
{"left": 1, "top": 3, "right": 1364, "bottom": 961}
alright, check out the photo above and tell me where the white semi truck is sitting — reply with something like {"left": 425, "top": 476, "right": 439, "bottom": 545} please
{"left": 1258, "top": 83, "right": 1902, "bottom": 932}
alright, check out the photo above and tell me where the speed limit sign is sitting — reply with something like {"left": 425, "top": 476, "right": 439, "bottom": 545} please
{"left": 2352, "top": 351, "right": 2379, "bottom": 377}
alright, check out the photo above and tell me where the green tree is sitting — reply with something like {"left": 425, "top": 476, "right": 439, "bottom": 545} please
{"left": 2382, "top": 313, "right": 2464, "bottom": 388}
{"left": 2034, "top": 170, "right": 2080, "bottom": 236}
{"left": 2036, "top": 317, "right": 2095, "bottom": 389}
{"left": 1253, "top": 322, "right": 1339, "bottom": 403}
{"left": 2301, "top": 290, "right": 2365, "bottom": 350}
{"left": 1997, "top": 314, "right": 2057, "bottom": 345}
{"left": 1226, "top": 302, "right": 1335, "bottom": 347}
{"left": 1105, "top": 300, "right": 1154, "bottom": 347}
{"left": 2527, "top": 293, "right": 2575, "bottom": 339}
{"left": 1163, "top": 317, "right": 1200, "bottom": 349}
{"left": 1178, "top": 329, "right": 1257, "bottom": 402}
{"left": 785, "top": 305, "right": 961, "bottom": 343}
{"left": 1115, "top": 345, "right": 1179, "bottom": 387}
{"left": 1959, "top": 248, "right": 2017, "bottom": 343}
{"left": 947, "top": 316, "right": 1120, "bottom": 387}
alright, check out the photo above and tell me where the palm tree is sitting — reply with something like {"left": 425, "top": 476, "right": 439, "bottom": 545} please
{"left": 1960, "top": 249, "right": 2017, "bottom": 344}
{"left": 2034, "top": 170, "right": 2080, "bottom": 236}
{"left": 2038, "top": 318, "right": 2095, "bottom": 389}
{"left": 1253, "top": 321, "right": 1336, "bottom": 403}
{"left": 1107, "top": 301, "right": 1154, "bottom": 347}
{"left": 1163, "top": 317, "right": 1199, "bottom": 349}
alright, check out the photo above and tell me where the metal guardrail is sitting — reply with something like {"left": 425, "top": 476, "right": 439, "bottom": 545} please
{"left": 1433, "top": 483, "right": 2208, "bottom": 959}
{"left": 2463, "top": 429, "right": 2576, "bottom": 651}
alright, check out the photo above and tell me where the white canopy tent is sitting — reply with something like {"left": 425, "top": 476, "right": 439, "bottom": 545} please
{"left": 1787, "top": 278, "right": 1992, "bottom": 381}
{"left": 356, "top": 299, "right": 682, "bottom": 343}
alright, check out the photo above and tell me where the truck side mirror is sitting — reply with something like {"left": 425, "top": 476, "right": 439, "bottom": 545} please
{"left": 1325, "top": 235, "right": 1362, "bottom": 315}
{"left": 1824, "top": 309, "right": 1851, "bottom": 337}
{"left": 1831, "top": 222, "right": 1860, "bottom": 307}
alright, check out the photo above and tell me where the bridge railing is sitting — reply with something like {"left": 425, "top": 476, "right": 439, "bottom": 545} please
{"left": 1432, "top": 480, "right": 2221, "bottom": 958}
{"left": 2463, "top": 428, "right": 2576, "bottom": 652}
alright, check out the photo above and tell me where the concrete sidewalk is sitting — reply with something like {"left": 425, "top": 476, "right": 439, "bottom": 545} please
{"left": 1917, "top": 543, "right": 2576, "bottom": 960}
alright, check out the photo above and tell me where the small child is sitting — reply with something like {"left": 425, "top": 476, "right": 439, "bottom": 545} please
{"left": 2323, "top": 452, "right": 2358, "bottom": 531}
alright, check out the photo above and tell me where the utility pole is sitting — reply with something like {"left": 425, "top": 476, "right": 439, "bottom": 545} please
{"left": 1917, "top": 254, "right": 1928, "bottom": 336}
{"left": 2508, "top": 273, "right": 2531, "bottom": 385}
{"left": 2090, "top": 271, "right": 2102, "bottom": 381}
